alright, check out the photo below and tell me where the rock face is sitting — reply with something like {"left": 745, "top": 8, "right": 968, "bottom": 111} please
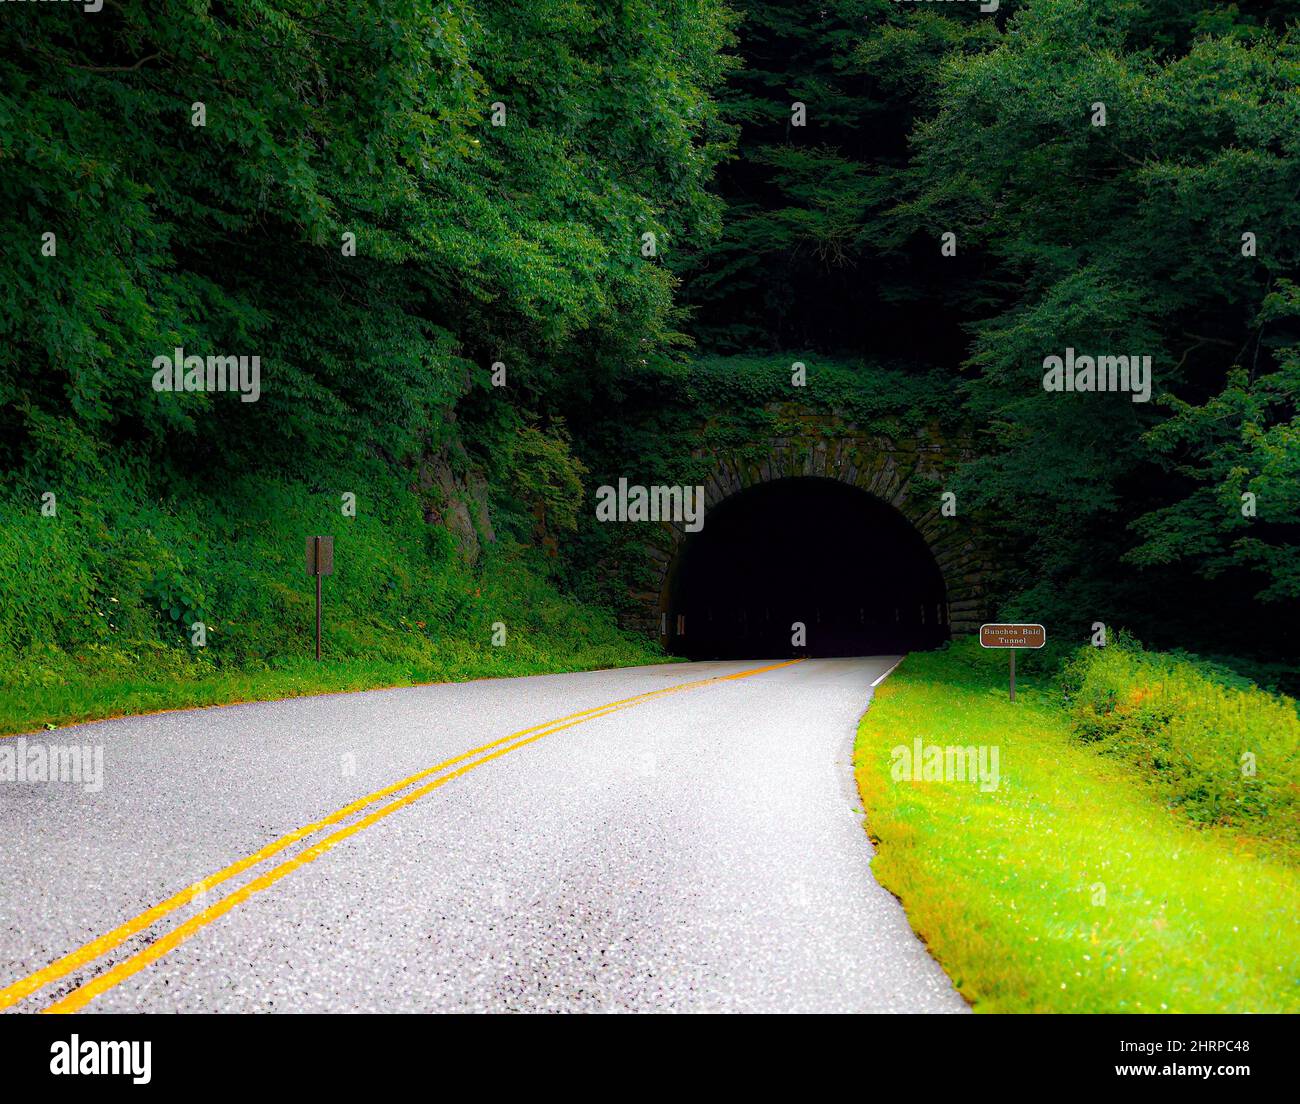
{"left": 622, "top": 405, "right": 992, "bottom": 643}
{"left": 415, "top": 444, "right": 495, "bottom": 563}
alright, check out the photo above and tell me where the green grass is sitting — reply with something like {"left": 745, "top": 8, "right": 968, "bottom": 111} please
{"left": 0, "top": 637, "right": 669, "bottom": 737}
{"left": 1061, "top": 636, "right": 1300, "bottom": 856}
{"left": 0, "top": 462, "right": 671, "bottom": 736}
{"left": 854, "top": 643, "right": 1300, "bottom": 1013}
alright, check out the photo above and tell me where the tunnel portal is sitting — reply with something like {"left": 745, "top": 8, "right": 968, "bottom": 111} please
{"left": 664, "top": 477, "right": 949, "bottom": 659}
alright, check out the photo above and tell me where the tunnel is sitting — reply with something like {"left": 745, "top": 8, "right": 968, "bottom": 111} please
{"left": 663, "top": 477, "right": 949, "bottom": 659}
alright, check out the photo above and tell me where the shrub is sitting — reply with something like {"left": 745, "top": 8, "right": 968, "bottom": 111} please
{"left": 1061, "top": 636, "right": 1300, "bottom": 858}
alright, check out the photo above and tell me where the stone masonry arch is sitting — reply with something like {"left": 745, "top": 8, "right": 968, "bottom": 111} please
{"left": 625, "top": 407, "right": 992, "bottom": 647}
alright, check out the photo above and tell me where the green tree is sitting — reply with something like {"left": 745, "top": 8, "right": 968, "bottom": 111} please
{"left": 0, "top": 0, "right": 735, "bottom": 481}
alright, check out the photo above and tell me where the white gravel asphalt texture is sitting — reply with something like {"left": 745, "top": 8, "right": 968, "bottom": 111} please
{"left": 0, "top": 656, "right": 968, "bottom": 1013}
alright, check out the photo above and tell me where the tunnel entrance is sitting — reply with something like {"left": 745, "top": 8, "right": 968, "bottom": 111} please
{"left": 664, "top": 477, "right": 949, "bottom": 659}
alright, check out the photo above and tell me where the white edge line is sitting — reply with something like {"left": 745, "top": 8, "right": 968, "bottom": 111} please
{"left": 869, "top": 657, "right": 905, "bottom": 688}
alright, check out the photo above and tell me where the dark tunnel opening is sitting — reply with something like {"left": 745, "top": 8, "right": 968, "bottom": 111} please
{"left": 664, "top": 477, "right": 949, "bottom": 659}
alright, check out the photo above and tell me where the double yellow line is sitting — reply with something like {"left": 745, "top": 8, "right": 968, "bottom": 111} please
{"left": 2, "top": 658, "right": 800, "bottom": 1013}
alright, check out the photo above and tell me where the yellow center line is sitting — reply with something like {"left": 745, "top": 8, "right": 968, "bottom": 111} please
{"left": 0, "top": 693, "right": 640, "bottom": 1011}
{"left": 44, "top": 657, "right": 800, "bottom": 1013}
{"left": 3, "top": 658, "right": 801, "bottom": 1012}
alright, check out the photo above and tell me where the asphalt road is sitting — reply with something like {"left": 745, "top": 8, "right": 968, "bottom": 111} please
{"left": 0, "top": 657, "right": 967, "bottom": 1013}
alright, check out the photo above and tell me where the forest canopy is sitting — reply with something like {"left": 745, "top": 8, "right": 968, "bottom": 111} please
{"left": 1, "top": 0, "right": 1296, "bottom": 675}
{"left": 680, "top": 0, "right": 1299, "bottom": 664}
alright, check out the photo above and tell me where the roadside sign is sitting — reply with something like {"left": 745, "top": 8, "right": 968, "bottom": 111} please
{"left": 305, "top": 536, "right": 334, "bottom": 660}
{"left": 979, "top": 623, "right": 1045, "bottom": 650}
{"left": 979, "top": 623, "right": 1046, "bottom": 701}
{"left": 305, "top": 535, "right": 334, "bottom": 577}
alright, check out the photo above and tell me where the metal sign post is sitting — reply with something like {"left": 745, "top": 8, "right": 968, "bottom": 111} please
{"left": 979, "top": 623, "right": 1046, "bottom": 701}
{"left": 305, "top": 536, "right": 335, "bottom": 660}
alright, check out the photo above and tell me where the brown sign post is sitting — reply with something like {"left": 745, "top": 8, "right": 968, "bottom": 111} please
{"left": 979, "top": 623, "right": 1046, "bottom": 701}
{"left": 305, "top": 536, "right": 334, "bottom": 660}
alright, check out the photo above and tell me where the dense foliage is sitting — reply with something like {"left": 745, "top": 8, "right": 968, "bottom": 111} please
{"left": 678, "top": 0, "right": 1300, "bottom": 668}
{"left": 0, "top": 0, "right": 732, "bottom": 674}
{"left": 1062, "top": 636, "right": 1299, "bottom": 855}
{"left": 1, "top": 0, "right": 733, "bottom": 480}
{"left": 1, "top": 0, "right": 1296, "bottom": 699}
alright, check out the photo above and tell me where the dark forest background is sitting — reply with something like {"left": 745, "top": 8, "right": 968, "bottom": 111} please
{"left": 671, "top": 0, "right": 1300, "bottom": 676}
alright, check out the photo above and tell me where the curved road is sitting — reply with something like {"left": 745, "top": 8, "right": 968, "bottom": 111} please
{"left": 0, "top": 657, "right": 966, "bottom": 1013}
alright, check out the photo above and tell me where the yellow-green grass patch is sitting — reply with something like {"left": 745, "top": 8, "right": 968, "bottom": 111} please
{"left": 854, "top": 649, "right": 1299, "bottom": 1013}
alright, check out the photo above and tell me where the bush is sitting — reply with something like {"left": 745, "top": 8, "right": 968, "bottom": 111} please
{"left": 1061, "top": 636, "right": 1300, "bottom": 857}
{"left": 0, "top": 453, "right": 663, "bottom": 733}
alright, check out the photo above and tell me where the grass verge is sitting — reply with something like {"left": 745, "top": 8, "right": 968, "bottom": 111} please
{"left": 0, "top": 462, "right": 672, "bottom": 736}
{"left": 854, "top": 644, "right": 1300, "bottom": 1013}
{"left": 1, "top": 638, "right": 670, "bottom": 737}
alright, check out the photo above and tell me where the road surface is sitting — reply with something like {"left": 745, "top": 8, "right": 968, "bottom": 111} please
{"left": 0, "top": 657, "right": 966, "bottom": 1013}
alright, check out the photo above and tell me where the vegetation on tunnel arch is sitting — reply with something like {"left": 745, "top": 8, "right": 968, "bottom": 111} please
{"left": 664, "top": 477, "right": 949, "bottom": 659}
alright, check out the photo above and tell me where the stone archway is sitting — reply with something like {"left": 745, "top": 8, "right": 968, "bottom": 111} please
{"left": 623, "top": 409, "right": 991, "bottom": 647}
